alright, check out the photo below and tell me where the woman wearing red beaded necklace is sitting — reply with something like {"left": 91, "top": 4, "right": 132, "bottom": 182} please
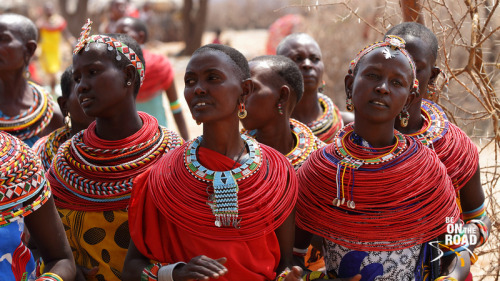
{"left": 123, "top": 44, "right": 301, "bottom": 281}
{"left": 386, "top": 23, "right": 491, "bottom": 280}
{"left": 296, "top": 36, "right": 469, "bottom": 280}
{"left": 46, "top": 20, "right": 184, "bottom": 281}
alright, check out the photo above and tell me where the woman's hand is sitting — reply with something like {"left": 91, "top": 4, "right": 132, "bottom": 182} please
{"left": 172, "top": 255, "right": 228, "bottom": 281}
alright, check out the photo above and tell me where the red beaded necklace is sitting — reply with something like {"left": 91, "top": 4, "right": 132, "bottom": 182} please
{"left": 296, "top": 125, "right": 459, "bottom": 251}
{"left": 147, "top": 140, "right": 297, "bottom": 240}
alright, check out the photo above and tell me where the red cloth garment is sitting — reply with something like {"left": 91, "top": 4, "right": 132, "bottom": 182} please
{"left": 136, "top": 49, "right": 175, "bottom": 103}
{"left": 130, "top": 140, "right": 298, "bottom": 281}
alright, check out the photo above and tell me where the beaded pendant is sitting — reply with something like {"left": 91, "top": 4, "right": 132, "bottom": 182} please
{"left": 329, "top": 124, "right": 407, "bottom": 209}
{"left": 409, "top": 99, "right": 449, "bottom": 148}
{"left": 184, "top": 134, "right": 262, "bottom": 228}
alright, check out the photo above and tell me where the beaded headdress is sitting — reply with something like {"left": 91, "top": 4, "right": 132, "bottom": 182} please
{"left": 73, "top": 19, "right": 145, "bottom": 86}
{"left": 349, "top": 35, "right": 419, "bottom": 91}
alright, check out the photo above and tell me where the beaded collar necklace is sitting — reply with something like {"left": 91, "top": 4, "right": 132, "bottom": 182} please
{"left": 54, "top": 126, "right": 178, "bottom": 199}
{"left": 38, "top": 127, "right": 69, "bottom": 170}
{"left": 328, "top": 123, "right": 407, "bottom": 209}
{"left": 184, "top": 134, "right": 262, "bottom": 228}
{"left": 408, "top": 99, "right": 449, "bottom": 148}
{"left": 0, "top": 82, "right": 54, "bottom": 140}
{"left": 307, "top": 93, "right": 337, "bottom": 133}
{"left": 0, "top": 132, "right": 51, "bottom": 226}
{"left": 287, "top": 119, "right": 322, "bottom": 170}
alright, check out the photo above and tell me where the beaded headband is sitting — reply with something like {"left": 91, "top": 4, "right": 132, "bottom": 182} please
{"left": 73, "top": 19, "right": 144, "bottom": 86}
{"left": 349, "top": 35, "right": 419, "bottom": 91}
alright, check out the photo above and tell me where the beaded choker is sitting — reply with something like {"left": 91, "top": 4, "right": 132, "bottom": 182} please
{"left": 0, "top": 131, "right": 51, "bottom": 226}
{"left": 307, "top": 93, "right": 342, "bottom": 143}
{"left": 184, "top": 134, "right": 262, "bottom": 228}
{"left": 409, "top": 99, "right": 449, "bottom": 148}
{"left": 287, "top": 119, "right": 325, "bottom": 170}
{"left": 0, "top": 82, "right": 54, "bottom": 140}
{"left": 328, "top": 124, "right": 407, "bottom": 209}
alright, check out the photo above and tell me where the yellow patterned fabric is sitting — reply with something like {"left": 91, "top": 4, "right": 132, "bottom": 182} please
{"left": 58, "top": 209, "right": 129, "bottom": 281}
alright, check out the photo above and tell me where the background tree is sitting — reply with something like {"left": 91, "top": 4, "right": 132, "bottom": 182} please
{"left": 180, "top": 0, "right": 209, "bottom": 55}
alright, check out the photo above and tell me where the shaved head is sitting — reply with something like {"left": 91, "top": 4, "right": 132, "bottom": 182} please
{"left": 0, "top": 13, "right": 38, "bottom": 42}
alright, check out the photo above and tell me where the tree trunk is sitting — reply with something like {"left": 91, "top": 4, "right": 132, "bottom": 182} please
{"left": 180, "top": 0, "right": 209, "bottom": 56}
{"left": 400, "top": 0, "right": 425, "bottom": 24}
{"left": 59, "top": 0, "right": 90, "bottom": 36}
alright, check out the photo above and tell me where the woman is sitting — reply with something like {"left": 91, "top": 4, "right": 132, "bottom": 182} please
{"left": 32, "top": 66, "right": 95, "bottom": 171}
{"left": 47, "top": 20, "right": 183, "bottom": 281}
{"left": 0, "top": 130, "right": 76, "bottom": 281}
{"left": 115, "top": 17, "right": 189, "bottom": 140}
{"left": 386, "top": 22, "right": 491, "bottom": 279}
{"left": 123, "top": 44, "right": 301, "bottom": 281}
{"left": 0, "top": 13, "right": 63, "bottom": 147}
{"left": 296, "top": 37, "right": 468, "bottom": 280}
{"left": 276, "top": 33, "right": 348, "bottom": 143}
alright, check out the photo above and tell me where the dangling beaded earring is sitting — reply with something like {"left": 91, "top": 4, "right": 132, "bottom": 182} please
{"left": 318, "top": 80, "right": 326, "bottom": 93}
{"left": 64, "top": 112, "right": 72, "bottom": 138}
{"left": 23, "top": 65, "right": 31, "bottom": 79}
{"left": 238, "top": 102, "right": 247, "bottom": 119}
{"left": 277, "top": 103, "right": 283, "bottom": 115}
{"left": 346, "top": 98, "right": 354, "bottom": 112}
{"left": 399, "top": 109, "right": 410, "bottom": 127}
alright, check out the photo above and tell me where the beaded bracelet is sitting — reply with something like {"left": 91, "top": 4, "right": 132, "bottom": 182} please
{"left": 302, "top": 271, "right": 328, "bottom": 280}
{"left": 275, "top": 269, "right": 290, "bottom": 281}
{"left": 292, "top": 247, "right": 308, "bottom": 257}
{"left": 169, "top": 100, "right": 182, "bottom": 114}
{"left": 434, "top": 276, "right": 458, "bottom": 281}
{"left": 36, "top": 272, "right": 63, "bottom": 281}
{"left": 468, "top": 219, "right": 489, "bottom": 247}
{"left": 141, "top": 263, "right": 163, "bottom": 281}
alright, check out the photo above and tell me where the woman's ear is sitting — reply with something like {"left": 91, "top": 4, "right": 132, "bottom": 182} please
{"left": 24, "top": 40, "right": 37, "bottom": 65}
{"left": 279, "top": 85, "right": 291, "bottom": 105}
{"left": 57, "top": 96, "right": 68, "bottom": 116}
{"left": 429, "top": 66, "right": 441, "bottom": 85}
{"left": 124, "top": 64, "right": 137, "bottom": 88}
{"left": 405, "top": 88, "right": 417, "bottom": 108}
{"left": 241, "top": 78, "right": 254, "bottom": 99}
{"left": 344, "top": 73, "right": 354, "bottom": 99}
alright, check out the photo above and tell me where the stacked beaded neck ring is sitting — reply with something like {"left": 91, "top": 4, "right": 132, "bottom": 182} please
{"left": 0, "top": 82, "right": 54, "bottom": 140}
{"left": 308, "top": 93, "right": 342, "bottom": 143}
{"left": 409, "top": 99, "right": 449, "bottom": 149}
{"left": 73, "top": 19, "right": 145, "bottom": 86}
{"left": 287, "top": 119, "right": 325, "bottom": 170}
{"left": 184, "top": 134, "right": 262, "bottom": 228}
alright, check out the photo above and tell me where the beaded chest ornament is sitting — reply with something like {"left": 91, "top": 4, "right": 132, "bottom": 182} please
{"left": 409, "top": 99, "right": 449, "bottom": 149}
{"left": 327, "top": 124, "right": 407, "bottom": 209}
{"left": 184, "top": 134, "right": 262, "bottom": 228}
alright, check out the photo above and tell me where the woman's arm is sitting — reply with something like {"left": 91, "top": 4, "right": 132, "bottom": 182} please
{"left": 24, "top": 196, "right": 76, "bottom": 281}
{"left": 165, "top": 81, "right": 189, "bottom": 140}
{"left": 275, "top": 208, "right": 296, "bottom": 274}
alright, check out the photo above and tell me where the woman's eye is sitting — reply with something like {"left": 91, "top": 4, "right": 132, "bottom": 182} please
{"left": 73, "top": 76, "right": 81, "bottom": 83}
{"left": 366, "top": 73, "right": 378, "bottom": 79}
{"left": 392, "top": 80, "right": 403, "bottom": 87}
{"left": 184, "top": 79, "right": 193, "bottom": 86}
{"left": 208, "top": 75, "right": 220, "bottom": 81}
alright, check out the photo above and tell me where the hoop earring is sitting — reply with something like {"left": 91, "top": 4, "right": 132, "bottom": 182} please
{"left": 346, "top": 98, "right": 354, "bottom": 112}
{"left": 277, "top": 103, "right": 283, "bottom": 115}
{"left": 427, "top": 82, "right": 437, "bottom": 100}
{"left": 238, "top": 102, "right": 247, "bottom": 119}
{"left": 126, "top": 81, "right": 132, "bottom": 86}
{"left": 399, "top": 109, "right": 410, "bottom": 127}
